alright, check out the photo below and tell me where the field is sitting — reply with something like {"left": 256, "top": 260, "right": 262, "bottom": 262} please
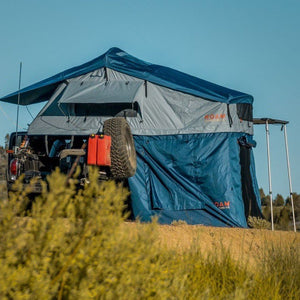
{"left": 0, "top": 169, "right": 299, "bottom": 299}
{"left": 0, "top": 157, "right": 299, "bottom": 298}
{"left": 128, "top": 223, "right": 299, "bottom": 268}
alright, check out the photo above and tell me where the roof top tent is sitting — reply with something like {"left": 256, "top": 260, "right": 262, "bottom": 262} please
{"left": 1, "top": 47, "right": 263, "bottom": 227}
{"left": 253, "top": 118, "right": 296, "bottom": 232}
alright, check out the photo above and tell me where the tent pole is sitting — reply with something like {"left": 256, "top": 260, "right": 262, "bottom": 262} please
{"left": 283, "top": 124, "right": 296, "bottom": 232}
{"left": 265, "top": 120, "right": 274, "bottom": 231}
{"left": 15, "top": 62, "right": 22, "bottom": 146}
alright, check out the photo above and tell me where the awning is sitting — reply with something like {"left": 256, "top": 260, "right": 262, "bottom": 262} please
{"left": 253, "top": 118, "right": 289, "bottom": 125}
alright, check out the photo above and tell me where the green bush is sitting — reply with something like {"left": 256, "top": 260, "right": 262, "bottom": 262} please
{"left": 248, "top": 216, "right": 271, "bottom": 230}
{"left": 0, "top": 168, "right": 299, "bottom": 299}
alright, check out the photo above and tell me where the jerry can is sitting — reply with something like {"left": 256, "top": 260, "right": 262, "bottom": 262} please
{"left": 87, "top": 134, "right": 111, "bottom": 166}
{"left": 87, "top": 134, "right": 98, "bottom": 165}
{"left": 97, "top": 135, "right": 111, "bottom": 166}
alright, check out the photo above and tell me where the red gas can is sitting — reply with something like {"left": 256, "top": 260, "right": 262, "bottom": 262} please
{"left": 97, "top": 135, "right": 111, "bottom": 166}
{"left": 87, "top": 134, "right": 98, "bottom": 165}
{"left": 87, "top": 134, "right": 111, "bottom": 166}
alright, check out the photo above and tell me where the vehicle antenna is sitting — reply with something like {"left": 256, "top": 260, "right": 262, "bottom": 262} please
{"left": 15, "top": 62, "right": 22, "bottom": 146}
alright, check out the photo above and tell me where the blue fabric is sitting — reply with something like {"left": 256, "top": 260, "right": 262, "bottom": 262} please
{"left": 128, "top": 133, "right": 261, "bottom": 227}
{"left": 1, "top": 48, "right": 253, "bottom": 105}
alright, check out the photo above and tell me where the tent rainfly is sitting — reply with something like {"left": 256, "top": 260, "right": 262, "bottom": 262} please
{"left": 0, "top": 47, "right": 263, "bottom": 227}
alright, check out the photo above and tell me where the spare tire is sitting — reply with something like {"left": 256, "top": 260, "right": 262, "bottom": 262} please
{"left": 103, "top": 117, "right": 137, "bottom": 179}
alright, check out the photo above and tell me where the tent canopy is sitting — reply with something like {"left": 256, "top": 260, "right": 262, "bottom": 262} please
{"left": 0, "top": 47, "right": 253, "bottom": 106}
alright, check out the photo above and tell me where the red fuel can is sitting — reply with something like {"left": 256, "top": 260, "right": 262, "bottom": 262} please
{"left": 87, "top": 134, "right": 111, "bottom": 166}
{"left": 97, "top": 135, "right": 111, "bottom": 166}
{"left": 87, "top": 134, "right": 98, "bottom": 165}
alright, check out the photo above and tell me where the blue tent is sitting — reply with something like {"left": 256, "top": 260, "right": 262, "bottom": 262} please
{"left": 0, "top": 47, "right": 253, "bottom": 105}
{"left": 1, "top": 48, "right": 262, "bottom": 227}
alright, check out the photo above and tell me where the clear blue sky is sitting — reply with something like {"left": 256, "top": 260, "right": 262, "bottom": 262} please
{"left": 0, "top": 0, "right": 299, "bottom": 197}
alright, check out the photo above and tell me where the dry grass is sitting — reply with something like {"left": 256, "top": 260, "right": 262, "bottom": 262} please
{"left": 1, "top": 169, "right": 299, "bottom": 299}
{"left": 123, "top": 222, "right": 300, "bottom": 268}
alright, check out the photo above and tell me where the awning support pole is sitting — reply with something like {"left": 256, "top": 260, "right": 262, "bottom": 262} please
{"left": 15, "top": 62, "right": 22, "bottom": 146}
{"left": 265, "top": 120, "right": 274, "bottom": 231}
{"left": 283, "top": 124, "right": 296, "bottom": 232}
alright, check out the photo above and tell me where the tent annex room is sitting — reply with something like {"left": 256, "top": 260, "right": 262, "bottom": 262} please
{"left": 1, "top": 48, "right": 263, "bottom": 227}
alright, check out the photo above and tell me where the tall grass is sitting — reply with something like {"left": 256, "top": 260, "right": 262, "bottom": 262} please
{"left": 0, "top": 168, "right": 299, "bottom": 299}
{"left": 0, "top": 181, "right": 7, "bottom": 201}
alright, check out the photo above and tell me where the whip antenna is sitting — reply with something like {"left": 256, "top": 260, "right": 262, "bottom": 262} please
{"left": 15, "top": 62, "right": 22, "bottom": 145}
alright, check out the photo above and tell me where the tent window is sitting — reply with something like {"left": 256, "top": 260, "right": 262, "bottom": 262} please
{"left": 71, "top": 102, "right": 140, "bottom": 117}
{"left": 236, "top": 103, "right": 253, "bottom": 122}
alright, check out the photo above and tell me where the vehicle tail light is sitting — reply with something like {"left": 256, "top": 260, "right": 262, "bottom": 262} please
{"left": 10, "top": 159, "right": 18, "bottom": 176}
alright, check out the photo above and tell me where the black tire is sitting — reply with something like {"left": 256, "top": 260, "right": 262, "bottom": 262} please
{"left": 103, "top": 117, "right": 137, "bottom": 179}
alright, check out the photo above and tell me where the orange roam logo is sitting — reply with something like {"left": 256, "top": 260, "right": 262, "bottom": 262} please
{"left": 204, "top": 114, "right": 226, "bottom": 121}
{"left": 214, "top": 201, "right": 230, "bottom": 209}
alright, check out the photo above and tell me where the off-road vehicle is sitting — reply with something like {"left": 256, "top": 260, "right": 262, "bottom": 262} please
{"left": 6, "top": 117, "right": 136, "bottom": 193}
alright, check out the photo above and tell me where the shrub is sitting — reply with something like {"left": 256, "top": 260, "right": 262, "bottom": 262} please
{"left": 0, "top": 169, "right": 299, "bottom": 299}
{"left": 0, "top": 168, "right": 130, "bottom": 299}
{"left": 248, "top": 216, "right": 271, "bottom": 230}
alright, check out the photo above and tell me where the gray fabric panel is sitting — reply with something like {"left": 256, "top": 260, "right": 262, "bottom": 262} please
{"left": 28, "top": 115, "right": 252, "bottom": 136}
{"left": 28, "top": 69, "right": 253, "bottom": 136}
{"left": 127, "top": 82, "right": 253, "bottom": 135}
{"left": 28, "top": 116, "right": 107, "bottom": 135}
{"left": 58, "top": 69, "right": 143, "bottom": 104}
{"left": 36, "top": 83, "right": 67, "bottom": 117}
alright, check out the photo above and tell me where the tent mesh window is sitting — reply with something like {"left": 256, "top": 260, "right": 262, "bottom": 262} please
{"left": 236, "top": 103, "right": 253, "bottom": 122}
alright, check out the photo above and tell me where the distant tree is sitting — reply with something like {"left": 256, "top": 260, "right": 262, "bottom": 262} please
{"left": 259, "top": 188, "right": 265, "bottom": 199}
{"left": 259, "top": 191, "right": 300, "bottom": 231}
{"left": 293, "top": 194, "right": 300, "bottom": 221}
{"left": 286, "top": 193, "right": 300, "bottom": 221}
{"left": 261, "top": 195, "right": 270, "bottom": 206}
{"left": 274, "top": 194, "right": 284, "bottom": 206}
{"left": 262, "top": 206, "right": 271, "bottom": 221}
{"left": 272, "top": 207, "right": 290, "bottom": 230}
{"left": 5, "top": 133, "right": 9, "bottom": 149}
{"left": 294, "top": 193, "right": 300, "bottom": 207}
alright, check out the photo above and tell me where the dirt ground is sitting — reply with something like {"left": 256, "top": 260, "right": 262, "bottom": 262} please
{"left": 123, "top": 222, "right": 300, "bottom": 266}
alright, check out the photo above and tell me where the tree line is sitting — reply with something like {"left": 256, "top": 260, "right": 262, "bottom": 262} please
{"left": 259, "top": 188, "right": 300, "bottom": 231}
